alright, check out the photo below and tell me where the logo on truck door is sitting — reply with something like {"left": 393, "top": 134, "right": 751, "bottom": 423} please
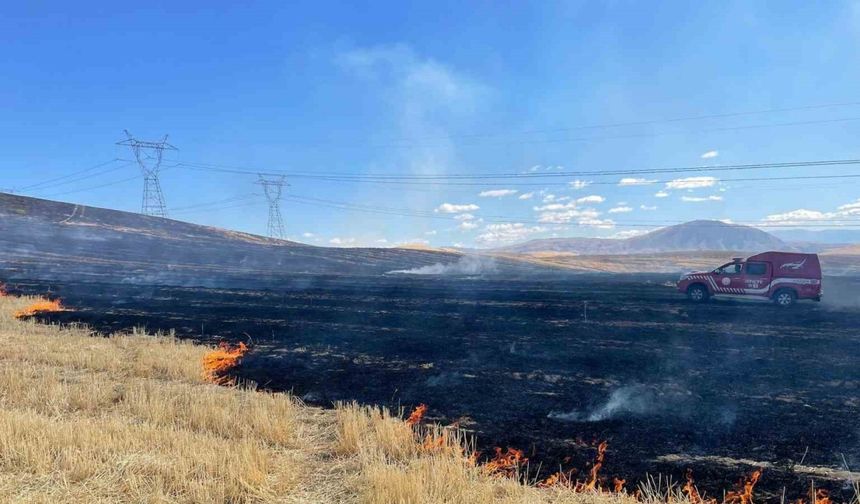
{"left": 721, "top": 277, "right": 731, "bottom": 286}
{"left": 780, "top": 258, "right": 807, "bottom": 270}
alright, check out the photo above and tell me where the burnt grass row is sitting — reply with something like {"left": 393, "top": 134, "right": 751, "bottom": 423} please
{"left": 16, "top": 274, "right": 860, "bottom": 501}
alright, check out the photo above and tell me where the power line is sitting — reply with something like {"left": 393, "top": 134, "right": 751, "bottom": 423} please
{"left": 13, "top": 158, "right": 124, "bottom": 192}
{"left": 25, "top": 161, "right": 134, "bottom": 193}
{"left": 170, "top": 194, "right": 259, "bottom": 213}
{"left": 285, "top": 172, "right": 860, "bottom": 188}
{"left": 172, "top": 158, "right": 860, "bottom": 183}
{"left": 280, "top": 194, "right": 860, "bottom": 228}
{"left": 171, "top": 200, "right": 262, "bottom": 216}
{"left": 37, "top": 175, "right": 141, "bottom": 199}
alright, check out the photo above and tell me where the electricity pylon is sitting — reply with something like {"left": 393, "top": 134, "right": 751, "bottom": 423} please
{"left": 117, "top": 130, "right": 177, "bottom": 217}
{"left": 256, "top": 174, "right": 288, "bottom": 239}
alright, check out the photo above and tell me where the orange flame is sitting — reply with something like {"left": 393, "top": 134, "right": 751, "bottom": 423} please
{"left": 406, "top": 404, "right": 427, "bottom": 426}
{"left": 483, "top": 447, "right": 527, "bottom": 477}
{"left": 684, "top": 469, "right": 718, "bottom": 504}
{"left": 814, "top": 489, "right": 832, "bottom": 504}
{"left": 581, "top": 440, "right": 608, "bottom": 491}
{"left": 14, "top": 299, "right": 64, "bottom": 319}
{"left": 538, "top": 440, "right": 624, "bottom": 493}
{"left": 421, "top": 432, "right": 446, "bottom": 451}
{"left": 724, "top": 469, "right": 763, "bottom": 504}
{"left": 201, "top": 342, "right": 248, "bottom": 385}
{"left": 538, "top": 470, "right": 576, "bottom": 488}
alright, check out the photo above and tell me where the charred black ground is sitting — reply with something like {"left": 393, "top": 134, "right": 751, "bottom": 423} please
{"left": 14, "top": 274, "right": 860, "bottom": 501}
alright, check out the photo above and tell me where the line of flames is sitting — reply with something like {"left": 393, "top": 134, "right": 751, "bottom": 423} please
{"left": 201, "top": 342, "right": 249, "bottom": 386}
{"left": 14, "top": 299, "right": 64, "bottom": 319}
{"left": 405, "top": 404, "right": 795, "bottom": 503}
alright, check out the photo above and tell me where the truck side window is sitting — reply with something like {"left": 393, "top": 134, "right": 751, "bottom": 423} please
{"left": 746, "top": 262, "right": 767, "bottom": 276}
{"left": 716, "top": 263, "right": 742, "bottom": 275}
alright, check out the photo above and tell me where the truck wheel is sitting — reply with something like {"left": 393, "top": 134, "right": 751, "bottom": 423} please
{"left": 773, "top": 289, "right": 796, "bottom": 307}
{"left": 687, "top": 284, "right": 709, "bottom": 303}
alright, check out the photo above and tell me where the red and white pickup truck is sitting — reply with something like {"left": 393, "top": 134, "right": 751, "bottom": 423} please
{"left": 677, "top": 251, "right": 822, "bottom": 306}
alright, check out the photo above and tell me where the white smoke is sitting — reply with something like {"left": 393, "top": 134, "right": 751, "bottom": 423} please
{"left": 387, "top": 255, "right": 497, "bottom": 275}
{"left": 548, "top": 384, "right": 692, "bottom": 422}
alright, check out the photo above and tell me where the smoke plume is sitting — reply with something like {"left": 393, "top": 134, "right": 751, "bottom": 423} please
{"left": 387, "top": 255, "right": 497, "bottom": 275}
{"left": 548, "top": 384, "right": 693, "bottom": 422}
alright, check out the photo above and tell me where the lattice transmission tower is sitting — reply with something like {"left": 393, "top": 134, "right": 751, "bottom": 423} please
{"left": 256, "top": 174, "right": 288, "bottom": 239}
{"left": 117, "top": 130, "right": 177, "bottom": 217}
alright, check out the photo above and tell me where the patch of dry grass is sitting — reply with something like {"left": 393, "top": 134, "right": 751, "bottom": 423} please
{"left": 0, "top": 296, "right": 327, "bottom": 503}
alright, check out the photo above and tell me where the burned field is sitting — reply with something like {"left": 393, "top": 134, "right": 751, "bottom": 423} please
{"left": 18, "top": 274, "right": 860, "bottom": 500}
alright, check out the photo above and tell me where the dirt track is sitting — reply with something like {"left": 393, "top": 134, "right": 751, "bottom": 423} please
{"left": 17, "top": 274, "right": 860, "bottom": 500}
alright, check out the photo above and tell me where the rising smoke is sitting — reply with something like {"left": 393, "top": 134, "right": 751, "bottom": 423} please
{"left": 387, "top": 255, "right": 497, "bottom": 275}
{"left": 548, "top": 383, "right": 695, "bottom": 422}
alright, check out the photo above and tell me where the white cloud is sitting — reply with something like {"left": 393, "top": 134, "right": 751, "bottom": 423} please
{"left": 640, "top": 205, "right": 657, "bottom": 211}
{"left": 610, "top": 229, "right": 651, "bottom": 239}
{"left": 654, "top": 191, "right": 670, "bottom": 198}
{"left": 542, "top": 194, "right": 557, "bottom": 203}
{"left": 569, "top": 179, "right": 591, "bottom": 190}
{"left": 576, "top": 195, "right": 605, "bottom": 204}
{"left": 763, "top": 209, "right": 831, "bottom": 222}
{"left": 681, "top": 195, "right": 723, "bottom": 202}
{"left": 618, "top": 177, "right": 657, "bottom": 186}
{"left": 436, "top": 203, "right": 479, "bottom": 213}
{"left": 454, "top": 213, "right": 476, "bottom": 221}
{"left": 577, "top": 218, "right": 615, "bottom": 229}
{"left": 518, "top": 192, "right": 534, "bottom": 200}
{"left": 837, "top": 199, "right": 860, "bottom": 214}
{"left": 302, "top": 232, "right": 315, "bottom": 238}
{"left": 479, "top": 189, "right": 518, "bottom": 198}
{"left": 536, "top": 208, "right": 601, "bottom": 224}
{"left": 700, "top": 150, "right": 719, "bottom": 159}
{"left": 533, "top": 201, "right": 576, "bottom": 212}
{"left": 424, "top": 230, "right": 437, "bottom": 236}
{"left": 666, "top": 176, "right": 718, "bottom": 190}
{"left": 376, "top": 238, "right": 389, "bottom": 244}
{"left": 475, "top": 223, "right": 545, "bottom": 245}
{"left": 458, "top": 220, "right": 481, "bottom": 230}
{"left": 329, "top": 237, "right": 357, "bottom": 246}
{"left": 760, "top": 199, "right": 860, "bottom": 226}
{"left": 608, "top": 206, "right": 633, "bottom": 214}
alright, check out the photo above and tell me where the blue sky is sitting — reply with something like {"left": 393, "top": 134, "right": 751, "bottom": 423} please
{"left": 3, "top": 1, "right": 860, "bottom": 247}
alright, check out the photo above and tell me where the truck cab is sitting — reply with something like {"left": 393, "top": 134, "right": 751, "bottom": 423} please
{"left": 677, "top": 251, "right": 822, "bottom": 306}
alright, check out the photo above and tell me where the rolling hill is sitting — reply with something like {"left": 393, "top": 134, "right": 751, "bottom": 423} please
{"left": 0, "top": 193, "right": 537, "bottom": 287}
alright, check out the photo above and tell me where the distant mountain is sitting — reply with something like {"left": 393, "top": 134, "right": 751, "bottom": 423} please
{"left": 0, "top": 193, "right": 539, "bottom": 287}
{"left": 624, "top": 220, "right": 787, "bottom": 252}
{"left": 493, "top": 220, "right": 787, "bottom": 255}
